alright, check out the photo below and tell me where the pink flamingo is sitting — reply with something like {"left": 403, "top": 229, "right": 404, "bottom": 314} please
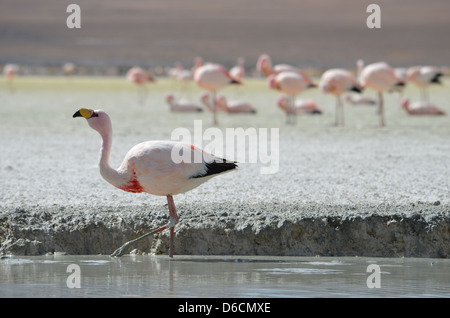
{"left": 268, "top": 71, "right": 316, "bottom": 124}
{"left": 400, "top": 98, "right": 446, "bottom": 116}
{"left": 215, "top": 95, "right": 257, "bottom": 114}
{"left": 343, "top": 93, "right": 377, "bottom": 106}
{"left": 62, "top": 62, "right": 77, "bottom": 76}
{"left": 126, "top": 66, "right": 156, "bottom": 105}
{"left": 319, "top": 69, "right": 362, "bottom": 126}
{"left": 407, "top": 66, "right": 443, "bottom": 102}
{"left": 73, "top": 108, "right": 237, "bottom": 257}
{"left": 3, "top": 63, "right": 19, "bottom": 92}
{"left": 358, "top": 61, "right": 405, "bottom": 127}
{"left": 229, "top": 57, "right": 245, "bottom": 82}
{"left": 277, "top": 96, "right": 322, "bottom": 115}
{"left": 194, "top": 63, "right": 241, "bottom": 125}
{"left": 165, "top": 93, "right": 203, "bottom": 112}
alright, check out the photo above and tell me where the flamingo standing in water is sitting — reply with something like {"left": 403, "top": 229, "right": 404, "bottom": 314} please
{"left": 165, "top": 93, "right": 203, "bottom": 112}
{"left": 400, "top": 98, "right": 446, "bottom": 116}
{"left": 194, "top": 63, "right": 241, "bottom": 125}
{"left": 73, "top": 108, "right": 237, "bottom": 257}
{"left": 126, "top": 66, "right": 156, "bottom": 105}
{"left": 358, "top": 61, "right": 405, "bottom": 127}
{"left": 407, "top": 66, "right": 443, "bottom": 103}
{"left": 319, "top": 69, "right": 362, "bottom": 126}
{"left": 277, "top": 96, "right": 322, "bottom": 115}
{"left": 215, "top": 95, "right": 257, "bottom": 114}
{"left": 268, "top": 71, "right": 316, "bottom": 125}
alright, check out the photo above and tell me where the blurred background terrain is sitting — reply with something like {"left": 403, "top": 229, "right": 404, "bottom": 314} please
{"left": 1, "top": 0, "right": 449, "bottom": 74}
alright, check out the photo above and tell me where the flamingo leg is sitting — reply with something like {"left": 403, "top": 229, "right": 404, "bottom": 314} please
{"left": 110, "top": 195, "right": 179, "bottom": 258}
{"left": 339, "top": 96, "right": 344, "bottom": 126}
{"left": 378, "top": 92, "right": 385, "bottom": 127}
{"left": 335, "top": 97, "right": 339, "bottom": 126}
{"left": 166, "top": 194, "right": 179, "bottom": 258}
{"left": 211, "top": 90, "right": 218, "bottom": 126}
{"left": 110, "top": 223, "right": 169, "bottom": 257}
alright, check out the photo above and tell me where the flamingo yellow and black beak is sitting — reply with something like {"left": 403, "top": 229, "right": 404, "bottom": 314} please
{"left": 73, "top": 108, "right": 96, "bottom": 119}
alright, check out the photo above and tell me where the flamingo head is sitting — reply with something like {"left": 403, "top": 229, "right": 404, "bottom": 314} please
{"left": 200, "top": 93, "right": 210, "bottom": 103}
{"left": 166, "top": 93, "right": 175, "bottom": 103}
{"left": 73, "top": 108, "right": 111, "bottom": 135}
{"left": 400, "top": 98, "right": 409, "bottom": 109}
{"left": 276, "top": 96, "right": 288, "bottom": 110}
{"left": 215, "top": 96, "right": 227, "bottom": 110}
{"left": 267, "top": 75, "right": 279, "bottom": 90}
{"left": 256, "top": 54, "right": 272, "bottom": 76}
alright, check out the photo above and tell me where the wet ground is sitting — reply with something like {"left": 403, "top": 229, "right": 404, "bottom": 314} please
{"left": 0, "top": 255, "right": 448, "bottom": 297}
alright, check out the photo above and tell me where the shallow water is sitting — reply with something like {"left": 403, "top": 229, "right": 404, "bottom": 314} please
{"left": 0, "top": 255, "right": 448, "bottom": 297}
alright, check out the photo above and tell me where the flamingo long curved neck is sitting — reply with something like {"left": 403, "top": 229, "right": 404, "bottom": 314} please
{"left": 96, "top": 122, "right": 123, "bottom": 189}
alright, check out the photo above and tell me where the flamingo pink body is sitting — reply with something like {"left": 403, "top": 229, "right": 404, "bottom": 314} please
{"left": 215, "top": 95, "right": 256, "bottom": 113}
{"left": 401, "top": 98, "right": 446, "bottom": 116}
{"left": 126, "top": 67, "right": 155, "bottom": 85}
{"left": 268, "top": 70, "right": 316, "bottom": 125}
{"left": 320, "top": 68, "right": 361, "bottom": 126}
{"left": 277, "top": 96, "right": 322, "bottom": 115}
{"left": 229, "top": 57, "right": 245, "bottom": 82}
{"left": 358, "top": 61, "right": 404, "bottom": 126}
{"left": 166, "top": 94, "right": 203, "bottom": 112}
{"left": 3, "top": 64, "right": 18, "bottom": 79}
{"left": 194, "top": 63, "right": 241, "bottom": 125}
{"left": 407, "top": 66, "right": 442, "bottom": 89}
{"left": 73, "top": 108, "right": 236, "bottom": 257}
{"left": 407, "top": 66, "right": 442, "bottom": 102}
{"left": 256, "top": 54, "right": 315, "bottom": 87}
{"left": 344, "top": 93, "right": 376, "bottom": 106}
{"left": 268, "top": 71, "right": 311, "bottom": 96}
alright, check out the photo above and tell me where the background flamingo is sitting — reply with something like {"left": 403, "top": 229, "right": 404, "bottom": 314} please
{"left": 62, "top": 62, "right": 77, "bottom": 76}
{"left": 268, "top": 70, "right": 316, "bottom": 124}
{"left": 358, "top": 61, "right": 405, "bottom": 127}
{"left": 319, "top": 68, "right": 362, "bottom": 126}
{"left": 215, "top": 95, "right": 257, "bottom": 114}
{"left": 3, "top": 63, "right": 19, "bottom": 92}
{"left": 73, "top": 108, "right": 237, "bottom": 257}
{"left": 401, "top": 98, "right": 446, "bottom": 116}
{"left": 407, "top": 66, "right": 443, "bottom": 102}
{"left": 126, "top": 66, "right": 156, "bottom": 105}
{"left": 343, "top": 93, "right": 377, "bottom": 106}
{"left": 229, "top": 57, "right": 245, "bottom": 82}
{"left": 277, "top": 96, "right": 322, "bottom": 115}
{"left": 165, "top": 93, "right": 203, "bottom": 112}
{"left": 194, "top": 63, "right": 241, "bottom": 125}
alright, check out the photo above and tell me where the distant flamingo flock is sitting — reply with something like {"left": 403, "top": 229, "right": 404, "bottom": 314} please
{"left": 3, "top": 54, "right": 446, "bottom": 126}
{"left": 121, "top": 54, "right": 446, "bottom": 126}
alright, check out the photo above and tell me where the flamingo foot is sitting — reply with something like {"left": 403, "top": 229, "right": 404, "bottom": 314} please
{"left": 110, "top": 223, "right": 169, "bottom": 257}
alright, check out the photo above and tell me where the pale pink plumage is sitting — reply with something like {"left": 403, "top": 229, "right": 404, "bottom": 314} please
{"left": 256, "top": 54, "right": 315, "bottom": 86}
{"left": 358, "top": 61, "right": 405, "bottom": 127}
{"left": 277, "top": 96, "right": 322, "bottom": 115}
{"left": 126, "top": 66, "right": 155, "bottom": 85}
{"left": 229, "top": 57, "right": 245, "bottom": 82}
{"left": 343, "top": 93, "right": 377, "bottom": 106}
{"left": 194, "top": 63, "right": 241, "bottom": 125}
{"left": 407, "top": 66, "right": 443, "bottom": 102}
{"left": 215, "top": 95, "right": 256, "bottom": 114}
{"left": 165, "top": 93, "right": 203, "bottom": 112}
{"left": 400, "top": 98, "right": 446, "bottom": 116}
{"left": 268, "top": 70, "right": 316, "bottom": 124}
{"left": 73, "top": 108, "right": 236, "bottom": 257}
{"left": 320, "top": 69, "right": 361, "bottom": 126}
